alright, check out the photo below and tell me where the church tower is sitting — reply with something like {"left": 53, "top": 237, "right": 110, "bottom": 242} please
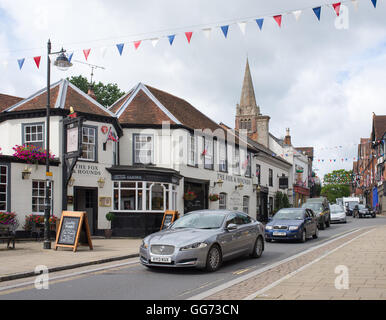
{"left": 235, "top": 59, "right": 270, "bottom": 148}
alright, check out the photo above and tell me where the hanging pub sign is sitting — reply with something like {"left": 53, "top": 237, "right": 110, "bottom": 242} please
{"left": 160, "top": 211, "right": 178, "bottom": 230}
{"left": 55, "top": 211, "right": 93, "bottom": 252}
{"left": 279, "top": 177, "right": 289, "bottom": 189}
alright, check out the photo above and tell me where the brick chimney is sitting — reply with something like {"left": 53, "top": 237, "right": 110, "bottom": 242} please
{"left": 87, "top": 86, "right": 97, "bottom": 100}
{"left": 284, "top": 128, "right": 292, "bottom": 146}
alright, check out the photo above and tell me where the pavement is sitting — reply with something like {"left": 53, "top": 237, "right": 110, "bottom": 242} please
{"left": 1, "top": 224, "right": 386, "bottom": 300}
{"left": 0, "top": 238, "right": 142, "bottom": 282}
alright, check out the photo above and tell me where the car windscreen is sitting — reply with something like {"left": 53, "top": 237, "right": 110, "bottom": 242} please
{"left": 358, "top": 204, "right": 366, "bottom": 210}
{"left": 348, "top": 202, "right": 359, "bottom": 209}
{"left": 170, "top": 213, "right": 225, "bottom": 229}
{"left": 273, "top": 209, "right": 304, "bottom": 220}
{"left": 330, "top": 205, "right": 344, "bottom": 213}
{"left": 301, "top": 203, "right": 323, "bottom": 213}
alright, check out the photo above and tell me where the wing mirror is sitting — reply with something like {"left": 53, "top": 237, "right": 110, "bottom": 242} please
{"left": 226, "top": 223, "right": 238, "bottom": 231}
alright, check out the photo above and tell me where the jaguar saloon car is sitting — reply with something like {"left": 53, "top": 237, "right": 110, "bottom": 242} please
{"left": 265, "top": 208, "right": 319, "bottom": 243}
{"left": 330, "top": 204, "right": 347, "bottom": 223}
{"left": 139, "top": 210, "right": 265, "bottom": 272}
{"left": 353, "top": 204, "right": 376, "bottom": 218}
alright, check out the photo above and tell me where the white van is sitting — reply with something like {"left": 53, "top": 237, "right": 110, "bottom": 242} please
{"left": 342, "top": 197, "right": 360, "bottom": 216}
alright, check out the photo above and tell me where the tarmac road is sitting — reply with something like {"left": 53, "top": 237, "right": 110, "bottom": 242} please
{"left": 0, "top": 216, "right": 385, "bottom": 300}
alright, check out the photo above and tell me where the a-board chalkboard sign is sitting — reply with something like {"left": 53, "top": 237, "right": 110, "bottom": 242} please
{"left": 160, "top": 211, "right": 178, "bottom": 230}
{"left": 55, "top": 211, "right": 93, "bottom": 252}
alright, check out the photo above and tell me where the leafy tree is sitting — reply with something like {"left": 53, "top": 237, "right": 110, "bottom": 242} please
{"left": 68, "top": 75, "right": 125, "bottom": 107}
{"left": 274, "top": 191, "right": 291, "bottom": 213}
{"left": 314, "top": 184, "right": 322, "bottom": 197}
{"left": 323, "top": 169, "right": 353, "bottom": 185}
{"left": 321, "top": 184, "right": 350, "bottom": 203}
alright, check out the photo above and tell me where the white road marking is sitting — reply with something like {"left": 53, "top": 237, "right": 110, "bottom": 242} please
{"left": 187, "top": 227, "right": 368, "bottom": 300}
{"left": 244, "top": 228, "right": 375, "bottom": 300}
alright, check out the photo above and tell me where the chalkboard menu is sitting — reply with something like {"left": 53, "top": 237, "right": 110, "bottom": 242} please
{"left": 160, "top": 211, "right": 178, "bottom": 230}
{"left": 58, "top": 217, "right": 80, "bottom": 245}
{"left": 55, "top": 211, "right": 93, "bottom": 252}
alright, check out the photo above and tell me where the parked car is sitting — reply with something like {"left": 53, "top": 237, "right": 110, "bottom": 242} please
{"left": 265, "top": 208, "right": 318, "bottom": 243}
{"left": 329, "top": 204, "right": 347, "bottom": 223}
{"left": 301, "top": 197, "right": 330, "bottom": 230}
{"left": 353, "top": 204, "right": 376, "bottom": 219}
{"left": 343, "top": 197, "right": 360, "bottom": 216}
{"left": 139, "top": 210, "right": 265, "bottom": 272}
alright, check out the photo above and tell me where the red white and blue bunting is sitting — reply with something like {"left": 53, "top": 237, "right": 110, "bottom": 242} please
{"left": 3, "top": 0, "right": 381, "bottom": 70}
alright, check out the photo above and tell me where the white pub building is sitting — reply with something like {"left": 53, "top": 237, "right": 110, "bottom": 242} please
{"left": 0, "top": 60, "right": 294, "bottom": 237}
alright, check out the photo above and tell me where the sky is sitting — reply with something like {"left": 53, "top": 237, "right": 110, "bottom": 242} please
{"left": 0, "top": 0, "right": 385, "bottom": 182}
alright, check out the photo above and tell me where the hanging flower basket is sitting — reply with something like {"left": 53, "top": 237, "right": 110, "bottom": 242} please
{"left": 12, "top": 144, "right": 55, "bottom": 166}
{"left": 24, "top": 214, "right": 58, "bottom": 231}
{"left": 184, "top": 191, "right": 197, "bottom": 201}
{"left": 209, "top": 194, "right": 219, "bottom": 201}
{"left": 0, "top": 212, "right": 17, "bottom": 226}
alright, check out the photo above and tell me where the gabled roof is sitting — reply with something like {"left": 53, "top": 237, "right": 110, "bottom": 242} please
{"left": 2, "top": 79, "right": 115, "bottom": 118}
{"left": 0, "top": 93, "right": 23, "bottom": 112}
{"left": 112, "top": 83, "right": 223, "bottom": 132}
{"left": 371, "top": 114, "right": 386, "bottom": 142}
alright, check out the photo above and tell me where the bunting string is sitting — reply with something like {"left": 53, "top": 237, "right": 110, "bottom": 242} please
{"left": 1, "top": 0, "right": 381, "bottom": 70}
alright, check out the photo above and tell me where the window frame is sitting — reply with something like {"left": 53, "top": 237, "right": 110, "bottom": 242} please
{"left": 187, "top": 133, "right": 197, "bottom": 167}
{"left": 242, "top": 196, "right": 249, "bottom": 214}
{"left": 32, "top": 179, "right": 53, "bottom": 215}
{"left": 219, "top": 192, "right": 227, "bottom": 210}
{"left": 269, "top": 168, "right": 273, "bottom": 187}
{"left": 79, "top": 125, "right": 98, "bottom": 162}
{"left": 219, "top": 140, "right": 228, "bottom": 172}
{"left": 0, "top": 163, "right": 10, "bottom": 212}
{"left": 22, "top": 122, "right": 45, "bottom": 150}
{"left": 256, "top": 164, "right": 261, "bottom": 185}
{"left": 204, "top": 136, "right": 214, "bottom": 170}
{"left": 133, "top": 134, "right": 154, "bottom": 165}
{"left": 233, "top": 146, "right": 240, "bottom": 175}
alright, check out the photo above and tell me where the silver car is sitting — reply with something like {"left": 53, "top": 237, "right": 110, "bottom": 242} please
{"left": 139, "top": 210, "right": 265, "bottom": 272}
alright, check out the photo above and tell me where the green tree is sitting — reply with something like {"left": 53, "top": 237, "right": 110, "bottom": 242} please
{"left": 314, "top": 184, "right": 322, "bottom": 197}
{"left": 321, "top": 184, "right": 350, "bottom": 203}
{"left": 274, "top": 191, "right": 291, "bottom": 213}
{"left": 68, "top": 75, "right": 125, "bottom": 107}
{"left": 323, "top": 169, "right": 353, "bottom": 185}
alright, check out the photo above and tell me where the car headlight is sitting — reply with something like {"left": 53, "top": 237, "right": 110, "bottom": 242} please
{"left": 180, "top": 242, "right": 208, "bottom": 251}
{"left": 289, "top": 226, "right": 299, "bottom": 231}
{"left": 141, "top": 240, "right": 148, "bottom": 249}
{"left": 265, "top": 226, "right": 273, "bottom": 230}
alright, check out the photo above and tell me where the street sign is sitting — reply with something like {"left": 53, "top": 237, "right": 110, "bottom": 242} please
{"left": 55, "top": 211, "right": 93, "bottom": 252}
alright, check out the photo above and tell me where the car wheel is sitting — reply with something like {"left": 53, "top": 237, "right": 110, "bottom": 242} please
{"left": 325, "top": 218, "right": 330, "bottom": 228}
{"left": 265, "top": 238, "right": 272, "bottom": 242}
{"left": 313, "top": 227, "right": 319, "bottom": 239}
{"left": 205, "top": 245, "right": 222, "bottom": 272}
{"left": 299, "top": 229, "right": 306, "bottom": 243}
{"left": 372, "top": 214, "right": 376, "bottom": 218}
{"left": 250, "top": 236, "right": 264, "bottom": 258}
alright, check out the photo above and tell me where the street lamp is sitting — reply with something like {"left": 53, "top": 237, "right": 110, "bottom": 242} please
{"left": 44, "top": 40, "right": 72, "bottom": 250}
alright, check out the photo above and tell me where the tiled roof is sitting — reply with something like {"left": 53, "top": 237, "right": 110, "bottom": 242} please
{"left": 2, "top": 79, "right": 115, "bottom": 118}
{"left": 295, "top": 147, "right": 314, "bottom": 159}
{"left": 114, "top": 83, "right": 223, "bottom": 132}
{"left": 372, "top": 115, "right": 386, "bottom": 141}
{"left": 0, "top": 93, "right": 24, "bottom": 112}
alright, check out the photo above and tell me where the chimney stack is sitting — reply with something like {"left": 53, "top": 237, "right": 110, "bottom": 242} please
{"left": 87, "top": 86, "right": 97, "bottom": 100}
{"left": 284, "top": 128, "right": 292, "bottom": 146}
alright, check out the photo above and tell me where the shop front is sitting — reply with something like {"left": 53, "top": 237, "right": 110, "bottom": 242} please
{"left": 294, "top": 185, "right": 310, "bottom": 207}
{"left": 107, "top": 166, "right": 182, "bottom": 237}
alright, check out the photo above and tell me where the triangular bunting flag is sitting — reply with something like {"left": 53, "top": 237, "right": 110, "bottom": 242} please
{"left": 185, "top": 32, "right": 193, "bottom": 43}
{"left": 100, "top": 47, "right": 108, "bottom": 58}
{"left": 371, "top": 0, "right": 377, "bottom": 8}
{"left": 332, "top": 3, "right": 341, "bottom": 16}
{"left": 238, "top": 21, "right": 247, "bottom": 35}
{"left": 151, "top": 38, "right": 159, "bottom": 47}
{"left": 202, "top": 28, "right": 211, "bottom": 39}
{"left": 168, "top": 34, "right": 175, "bottom": 45}
{"left": 255, "top": 18, "right": 264, "bottom": 30}
{"left": 83, "top": 49, "right": 91, "bottom": 61}
{"left": 351, "top": 0, "right": 359, "bottom": 10}
{"left": 17, "top": 58, "right": 25, "bottom": 70}
{"left": 293, "top": 10, "right": 302, "bottom": 21}
{"left": 33, "top": 56, "right": 41, "bottom": 69}
{"left": 221, "top": 25, "right": 229, "bottom": 38}
{"left": 134, "top": 41, "right": 141, "bottom": 50}
{"left": 116, "top": 43, "right": 124, "bottom": 56}
{"left": 68, "top": 52, "right": 73, "bottom": 63}
{"left": 313, "top": 7, "right": 321, "bottom": 21}
{"left": 273, "top": 15, "right": 282, "bottom": 27}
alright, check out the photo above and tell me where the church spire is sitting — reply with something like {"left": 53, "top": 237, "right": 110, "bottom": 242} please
{"left": 240, "top": 58, "right": 258, "bottom": 111}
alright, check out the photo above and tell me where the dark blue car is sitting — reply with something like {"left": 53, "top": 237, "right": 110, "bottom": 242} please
{"left": 265, "top": 208, "right": 319, "bottom": 243}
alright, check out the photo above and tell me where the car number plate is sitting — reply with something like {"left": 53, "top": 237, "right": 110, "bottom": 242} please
{"left": 273, "top": 231, "right": 286, "bottom": 236}
{"left": 150, "top": 256, "right": 171, "bottom": 263}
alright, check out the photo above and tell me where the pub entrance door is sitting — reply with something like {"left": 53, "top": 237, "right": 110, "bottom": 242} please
{"left": 74, "top": 187, "right": 98, "bottom": 236}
